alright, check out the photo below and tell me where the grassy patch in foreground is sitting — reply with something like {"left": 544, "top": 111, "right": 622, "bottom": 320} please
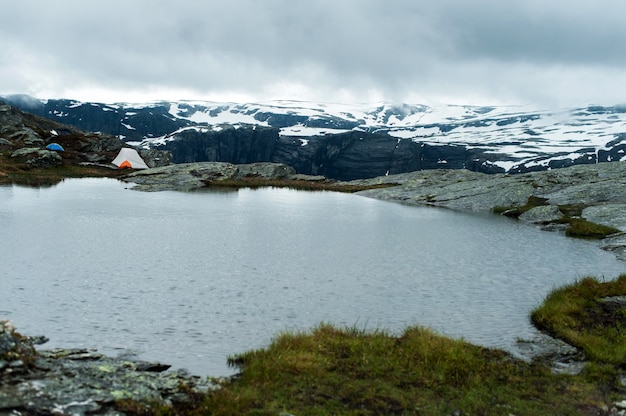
{"left": 531, "top": 275, "right": 626, "bottom": 365}
{"left": 192, "top": 324, "right": 604, "bottom": 415}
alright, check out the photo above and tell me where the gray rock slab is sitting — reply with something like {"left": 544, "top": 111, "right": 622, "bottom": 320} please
{"left": 356, "top": 162, "right": 626, "bottom": 263}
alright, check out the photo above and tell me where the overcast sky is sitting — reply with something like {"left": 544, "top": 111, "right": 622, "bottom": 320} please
{"left": 1, "top": 0, "right": 625, "bottom": 106}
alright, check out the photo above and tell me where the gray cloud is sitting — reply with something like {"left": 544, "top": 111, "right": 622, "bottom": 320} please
{"left": 1, "top": 0, "right": 625, "bottom": 105}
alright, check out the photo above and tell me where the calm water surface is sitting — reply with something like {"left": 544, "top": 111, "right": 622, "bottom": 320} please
{"left": 1, "top": 178, "right": 624, "bottom": 376}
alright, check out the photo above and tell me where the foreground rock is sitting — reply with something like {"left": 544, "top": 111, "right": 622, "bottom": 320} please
{"left": 0, "top": 321, "right": 215, "bottom": 415}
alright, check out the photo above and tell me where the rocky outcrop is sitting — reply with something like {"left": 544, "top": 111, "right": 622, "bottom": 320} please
{"left": 353, "top": 162, "right": 626, "bottom": 213}
{"left": 10, "top": 148, "right": 63, "bottom": 168}
{"left": 0, "top": 103, "right": 172, "bottom": 171}
{"left": 139, "top": 148, "right": 173, "bottom": 168}
{"left": 123, "top": 161, "right": 299, "bottom": 191}
{"left": 0, "top": 321, "right": 215, "bottom": 415}
{"left": 354, "top": 162, "right": 626, "bottom": 261}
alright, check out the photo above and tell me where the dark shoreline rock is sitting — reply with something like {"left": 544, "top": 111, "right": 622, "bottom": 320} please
{"left": 0, "top": 321, "right": 216, "bottom": 415}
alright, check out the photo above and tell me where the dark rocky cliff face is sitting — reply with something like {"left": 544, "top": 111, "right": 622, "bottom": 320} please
{"left": 155, "top": 127, "right": 495, "bottom": 181}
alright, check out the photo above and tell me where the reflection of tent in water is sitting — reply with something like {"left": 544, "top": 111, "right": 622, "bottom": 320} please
{"left": 112, "top": 148, "right": 149, "bottom": 169}
{"left": 46, "top": 143, "right": 64, "bottom": 151}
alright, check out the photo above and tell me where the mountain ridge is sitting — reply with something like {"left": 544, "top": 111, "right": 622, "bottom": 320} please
{"left": 3, "top": 94, "right": 625, "bottom": 180}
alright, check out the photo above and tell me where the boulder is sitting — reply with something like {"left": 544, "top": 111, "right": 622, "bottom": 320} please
{"left": 78, "top": 133, "right": 124, "bottom": 153}
{"left": 518, "top": 205, "right": 563, "bottom": 224}
{"left": 0, "top": 105, "right": 24, "bottom": 132}
{"left": 139, "top": 148, "right": 173, "bottom": 168}
{"left": 582, "top": 204, "right": 626, "bottom": 232}
{"left": 8, "top": 127, "right": 43, "bottom": 146}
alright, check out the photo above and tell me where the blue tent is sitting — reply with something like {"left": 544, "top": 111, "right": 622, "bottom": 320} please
{"left": 46, "top": 143, "right": 64, "bottom": 151}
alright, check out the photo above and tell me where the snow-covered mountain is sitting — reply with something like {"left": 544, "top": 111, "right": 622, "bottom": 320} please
{"left": 3, "top": 94, "right": 626, "bottom": 180}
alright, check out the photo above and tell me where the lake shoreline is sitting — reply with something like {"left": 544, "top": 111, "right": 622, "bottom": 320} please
{"left": 3, "top": 162, "right": 626, "bottom": 414}
{"left": 121, "top": 160, "right": 626, "bottom": 261}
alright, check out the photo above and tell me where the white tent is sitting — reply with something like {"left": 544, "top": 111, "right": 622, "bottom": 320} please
{"left": 112, "top": 148, "right": 149, "bottom": 169}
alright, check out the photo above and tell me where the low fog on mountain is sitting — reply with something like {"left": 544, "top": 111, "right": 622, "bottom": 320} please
{"left": 1, "top": 0, "right": 626, "bottom": 106}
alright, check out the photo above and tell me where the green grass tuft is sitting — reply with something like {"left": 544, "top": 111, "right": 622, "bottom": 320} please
{"left": 192, "top": 323, "right": 604, "bottom": 415}
{"left": 531, "top": 275, "right": 626, "bottom": 365}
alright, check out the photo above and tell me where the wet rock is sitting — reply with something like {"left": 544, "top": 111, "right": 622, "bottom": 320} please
{"left": 614, "top": 400, "right": 626, "bottom": 410}
{"left": 358, "top": 162, "right": 626, "bottom": 213}
{"left": 516, "top": 333, "right": 586, "bottom": 375}
{"left": 0, "top": 105, "right": 24, "bottom": 132}
{"left": 124, "top": 161, "right": 238, "bottom": 191}
{"left": 602, "top": 238, "right": 626, "bottom": 262}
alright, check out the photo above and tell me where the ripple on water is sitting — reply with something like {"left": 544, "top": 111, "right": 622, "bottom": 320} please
{"left": 0, "top": 179, "right": 624, "bottom": 377}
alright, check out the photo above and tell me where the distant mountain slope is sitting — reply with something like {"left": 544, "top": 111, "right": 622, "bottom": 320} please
{"left": 4, "top": 94, "right": 626, "bottom": 180}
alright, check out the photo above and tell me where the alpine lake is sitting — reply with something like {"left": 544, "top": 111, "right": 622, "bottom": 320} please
{"left": 1, "top": 177, "right": 624, "bottom": 377}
